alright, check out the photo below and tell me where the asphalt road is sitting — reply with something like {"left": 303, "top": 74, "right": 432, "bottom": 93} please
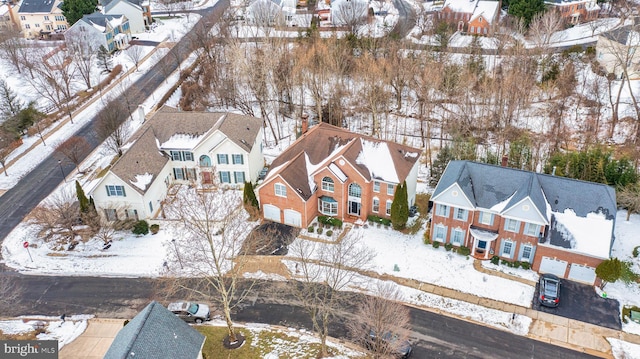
{"left": 3, "top": 276, "right": 598, "bottom": 358}
{"left": 0, "top": 0, "right": 230, "bottom": 248}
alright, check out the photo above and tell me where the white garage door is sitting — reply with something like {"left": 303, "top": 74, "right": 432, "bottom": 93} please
{"left": 539, "top": 257, "right": 568, "bottom": 277}
{"left": 568, "top": 264, "right": 596, "bottom": 285}
{"left": 263, "top": 204, "right": 281, "bottom": 222}
{"left": 283, "top": 209, "right": 302, "bottom": 227}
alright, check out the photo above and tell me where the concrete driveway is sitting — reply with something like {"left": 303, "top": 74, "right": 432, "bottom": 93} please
{"left": 532, "top": 279, "right": 621, "bottom": 330}
{"left": 60, "top": 318, "right": 125, "bottom": 359}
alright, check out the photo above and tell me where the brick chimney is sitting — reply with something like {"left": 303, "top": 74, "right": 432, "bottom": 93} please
{"left": 301, "top": 113, "right": 309, "bottom": 134}
{"left": 501, "top": 154, "right": 508, "bottom": 167}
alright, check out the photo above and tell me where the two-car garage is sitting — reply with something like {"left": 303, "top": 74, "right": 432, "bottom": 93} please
{"left": 262, "top": 204, "right": 302, "bottom": 228}
{"left": 538, "top": 256, "right": 597, "bottom": 285}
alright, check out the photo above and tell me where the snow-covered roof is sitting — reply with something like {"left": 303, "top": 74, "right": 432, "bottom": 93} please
{"left": 130, "top": 173, "right": 153, "bottom": 191}
{"left": 262, "top": 123, "right": 420, "bottom": 201}
{"left": 433, "top": 161, "right": 617, "bottom": 259}
{"left": 160, "top": 133, "right": 205, "bottom": 150}
{"left": 443, "top": 0, "right": 479, "bottom": 14}
{"left": 470, "top": 0, "right": 499, "bottom": 24}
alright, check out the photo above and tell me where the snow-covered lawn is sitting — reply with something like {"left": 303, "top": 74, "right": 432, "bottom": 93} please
{"left": 0, "top": 315, "right": 90, "bottom": 350}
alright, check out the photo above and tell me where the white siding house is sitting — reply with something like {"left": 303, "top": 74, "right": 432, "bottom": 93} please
{"left": 103, "top": 0, "right": 151, "bottom": 34}
{"left": 88, "top": 106, "right": 264, "bottom": 221}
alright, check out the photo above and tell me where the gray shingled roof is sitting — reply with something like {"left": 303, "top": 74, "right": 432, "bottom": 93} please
{"left": 601, "top": 26, "right": 633, "bottom": 45}
{"left": 433, "top": 160, "right": 617, "bottom": 251}
{"left": 267, "top": 123, "right": 420, "bottom": 200}
{"left": 104, "top": 301, "right": 205, "bottom": 359}
{"left": 18, "top": 0, "right": 56, "bottom": 13}
{"left": 109, "top": 106, "right": 262, "bottom": 195}
{"left": 80, "top": 13, "right": 124, "bottom": 29}
{"left": 104, "top": 0, "right": 143, "bottom": 12}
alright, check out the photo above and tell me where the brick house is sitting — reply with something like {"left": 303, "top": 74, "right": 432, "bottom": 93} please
{"left": 430, "top": 160, "right": 616, "bottom": 285}
{"left": 545, "top": 0, "right": 599, "bottom": 25}
{"left": 257, "top": 122, "right": 420, "bottom": 228}
{"left": 87, "top": 106, "right": 264, "bottom": 221}
{"left": 438, "top": 0, "right": 500, "bottom": 35}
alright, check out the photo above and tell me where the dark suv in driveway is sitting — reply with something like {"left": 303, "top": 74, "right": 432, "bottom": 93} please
{"left": 539, "top": 274, "right": 561, "bottom": 308}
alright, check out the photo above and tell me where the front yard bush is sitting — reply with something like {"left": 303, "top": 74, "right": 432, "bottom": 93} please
{"left": 317, "top": 215, "right": 343, "bottom": 229}
{"left": 457, "top": 246, "right": 471, "bottom": 256}
{"left": 432, "top": 241, "right": 440, "bottom": 249}
{"left": 132, "top": 220, "right": 149, "bottom": 235}
{"left": 513, "top": 261, "right": 521, "bottom": 269}
{"left": 150, "top": 224, "right": 159, "bottom": 234}
{"left": 326, "top": 230, "right": 333, "bottom": 237}
{"left": 367, "top": 214, "right": 391, "bottom": 227}
{"left": 444, "top": 243, "right": 453, "bottom": 251}
{"left": 308, "top": 226, "right": 314, "bottom": 233}
{"left": 423, "top": 228, "right": 431, "bottom": 244}
{"left": 521, "top": 262, "right": 531, "bottom": 270}
{"left": 490, "top": 256, "right": 500, "bottom": 265}
{"left": 316, "top": 227, "right": 323, "bottom": 235}
{"left": 633, "top": 246, "right": 639, "bottom": 258}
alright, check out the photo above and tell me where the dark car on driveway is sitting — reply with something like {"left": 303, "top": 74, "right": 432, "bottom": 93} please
{"left": 539, "top": 274, "right": 561, "bottom": 308}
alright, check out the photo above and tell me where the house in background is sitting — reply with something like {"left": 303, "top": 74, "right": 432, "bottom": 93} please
{"left": 104, "top": 301, "right": 206, "bottom": 359}
{"left": 88, "top": 106, "right": 264, "bottom": 221}
{"left": 64, "top": 13, "right": 131, "bottom": 52}
{"left": 438, "top": 0, "right": 500, "bottom": 35}
{"left": 596, "top": 26, "right": 640, "bottom": 80}
{"left": 16, "top": 0, "right": 68, "bottom": 38}
{"left": 330, "top": 0, "right": 369, "bottom": 28}
{"left": 246, "top": 0, "right": 296, "bottom": 27}
{"left": 430, "top": 160, "right": 617, "bottom": 285}
{"left": 103, "top": 0, "right": 151, "bottom": 33}
{"left": 257, "top": 121, "right": 420, "bottom": 228}
{"left": 545, "top": 0, "right": 599, "bottom": 25}
{"left": 0, "top": 3, "right": 19, "bottom": 30}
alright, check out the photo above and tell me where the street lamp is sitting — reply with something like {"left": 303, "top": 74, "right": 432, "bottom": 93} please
{"left": 58, "top": 160, "right": 66, "bottom": 183}
{"left": 172, "top": 238, "right": 183, "bottom": 269}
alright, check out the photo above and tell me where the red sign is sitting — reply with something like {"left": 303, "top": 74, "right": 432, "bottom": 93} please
{"left": 23, "top": 241, "right": 29, "bottom": 248}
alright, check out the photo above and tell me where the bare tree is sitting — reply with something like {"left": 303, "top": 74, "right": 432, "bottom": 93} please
{"left": 528, "top": 9, "right": 564, "bottom": 48}
{"left": 618, "top": 183, "right": 640, "bottom": 221}
{"left": 0, "top": 127, "right": 17, "bottom": 176}
{"left": 290, "top": 231, "right": 375, "bottom": 358}
{"left": 125, "top": 45, "right": 145, "bottom": 71}
{"left": 332, "top": 0, "right": 369, "bottom": 34}
{"left": 96, "top": 98, "right": 131, "bottom": 156}
{"left": 22, "top": 46, "right": 77, "bottom": 121}
{"left": 30, "top": 188, "right": 81, "bottom": 247}
{"left": 347, "top": 282, "right": 412, "bottom": 359}
{"left": 67, "top": 34, "right": 97, "bottom": 90}
{"left": 162, "top": 186, "right": 256, "bottom": 348}
{"left": 0, "top": 28, "right": 27, "bottom": 74}
{"left": 56, "top": 136, "right": 90, "bottom": 173}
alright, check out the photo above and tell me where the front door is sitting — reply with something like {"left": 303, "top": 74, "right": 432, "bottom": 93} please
{"left": 202, "top": 172, "right": 212, "bottom": 185}
{"left": 348, "top": 201, "right": 361, "bottom": 216}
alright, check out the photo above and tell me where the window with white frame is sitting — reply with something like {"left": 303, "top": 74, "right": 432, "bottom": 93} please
{"left": 219, "top": 171, "right": 231, "bottom": 183}
{"left": 318, "top": 197, "right": 338, "bottom": 215}
{"left": 501, "top": 240, "right": 514, "bottom": 258}
{"left": 435, "top": 204, "right": 449, "bottom": 217}
{"left": 217, "top": 154, "right": 229, "bottom": 164}
{"left": 386, "top": 200, "right": 392, "bottom": 216}
{"left": 451, "top": 228, "right": 465, "bottom": 245}
{"left": 125, "top": 209, "right": 138, "bottom": 220}
{"left": 372, "top": 198, "right": 379, "bottom": 212}
{"left": 524, "top": 223, "right": 540, "bottom": 237}
{"left": 232, "top": 154, "right": 243, "bottom": 164}
{"left": 387, "top": 184, "right": 395, "bottom": 195}
{"left": 234, "top": 171, "right": 245, "bottom": 183}
{"left": 521, "top": 244, "right": 533, "bottom": 262}
{"left": 434, "top": 225, "right": 447, "bottom": 242}
{"left": 504, "top": 218, "right": 520, "bottom": 233}
{"left": 275, "top": 183, "right": 287, "bottom": 197}
{"left": 479, "top": 211, "right": 493, "bottom": 225}
{"left": 186, "top": 168, "right": 197, "bottom": 181}
{"left": 373, "top": 181, "right": 380, "bottom": 192}
{"left": 454, "top": 208, "right": 468, "bottom": 221}
{"left": 322, "top": 177, "right": 334, "bottom": 192}
{"left": 106, "top": 185, "right": 126, "bottom": 197}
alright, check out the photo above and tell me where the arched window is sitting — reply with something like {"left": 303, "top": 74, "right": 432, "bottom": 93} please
{"left": 199, "top": 155, "right": 211, "bottom": 167}
{"left": 322, "top": 177, "right": 334, "bottom": 192}
{"left": 348, "top": 183, "right": 361, "bottom": 198}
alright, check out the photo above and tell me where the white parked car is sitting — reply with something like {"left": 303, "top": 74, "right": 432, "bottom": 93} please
{"left": 167, "top": 302, "right": 211, "bottom": 324}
